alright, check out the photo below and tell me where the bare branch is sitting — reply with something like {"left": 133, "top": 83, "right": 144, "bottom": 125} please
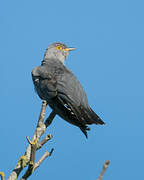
{"left": 97, "top": 160, "right": 110, "bottom": 180}
{"left": 37, "top": 100, "right": 47, "bottom": 127}
{"left": 8, "top": 100, "right": 54, "bottom": 180}
{"left": 26, "top": 136, "right": 37, "bottom": 162}
{"left": 37, "top": 134, "right": 53, "bottom": 150}
{"left": 26, "top": 136, "right": 37, "bottom": 163}
{"left": 20, "top": 148, "right": 54, "bottom": 180}
{"left": 34, "top": 148, "right": 54, "bottom": 171}
{"left": 20, "top": 137, "right": 37, "bottom": 180}
{"left": 6, "top": 99, "right": 110, "bottom": 180}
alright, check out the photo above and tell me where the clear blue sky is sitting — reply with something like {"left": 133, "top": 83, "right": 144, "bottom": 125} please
{"left": 0, "top": 0, "right": 144, "bottom": 179}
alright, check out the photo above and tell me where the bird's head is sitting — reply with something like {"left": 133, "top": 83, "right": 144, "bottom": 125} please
{"left": 44, "top": 42, "right": 75, "bottom": 64}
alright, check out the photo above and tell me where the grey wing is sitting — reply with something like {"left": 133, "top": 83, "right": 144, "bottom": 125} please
{"left": 32, "top": 66, "right": 57, "bottom": 100}
{"left": 56, "top": 70, "right": 104, "bottom": 128}
{"left": 56, "top": 69, "right": 89, "bottom": 108}
{"left": 55, "top": 69, "right": 93, "bottom": 127}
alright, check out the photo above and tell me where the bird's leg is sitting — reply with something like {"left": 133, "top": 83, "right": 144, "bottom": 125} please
{"left": 44, "top": 110, "right": 56, "bottom": 128}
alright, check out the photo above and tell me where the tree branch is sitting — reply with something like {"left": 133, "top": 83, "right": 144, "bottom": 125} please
{"left": 20, "top": 137, "right": 37, "bottom": 180}
{"left": 8, "top": 101, "right": 55, "bottom": 180}
{"left": 97, "top": 160, "right": 110, "bottom": 180}
{"left": 37, "top": 101, "right": 47, "bottom": 127}
{"left": 37, "top": 134, "right": 53, "bottom": 150}
{"left": 34, "top": 148, "right": 54, "bottom": 171}
{"left": 5, "top": 100, "right": 110, "bottom": 180}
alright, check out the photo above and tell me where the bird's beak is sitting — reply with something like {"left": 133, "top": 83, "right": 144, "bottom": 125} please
{"left": 64, "top": 47, "right": 76, "bottom": 52}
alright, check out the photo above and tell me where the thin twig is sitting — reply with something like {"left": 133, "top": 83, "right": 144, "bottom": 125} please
{"left": 26, "top": 136, "right": 37, "bottom": 163}
{"left": 97, "top": 160, "right": 110, "bottom": 180}
{"left": 20, "top": 137, "right": 37, "bottom": 180}
{"left": 37, "top": 101, "right": 47, "bottom": 127}
{"left": 37, "top": 134, "right": 53, "bottom": 150}
{"left": 34, "top": 148, "right": 54, "bottom": 171}
{"left": 8, "top": 100, "right": 55, "bottom": 180}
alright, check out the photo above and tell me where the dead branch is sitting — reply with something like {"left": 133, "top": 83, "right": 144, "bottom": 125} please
{"left": 37, "top": 134, "right": 53, "bottom": 150}
{"left": 97, "top": 160, "right": 110, "bottom": 180}
{"left": 3, "top": 100, "right": 110, "bottom": 180}
{"left": 34, "top": 148, "right": 54, "bottom": 171}
{"left": 20, "top": 137, "right": 37, "bottom": 180}
{"left": 7, "top": 101, "right": 55, "bottom": 180}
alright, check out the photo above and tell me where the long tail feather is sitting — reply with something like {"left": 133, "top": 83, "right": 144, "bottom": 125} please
{"left": 87, "top": 108, "right": 105, "bottom": 125}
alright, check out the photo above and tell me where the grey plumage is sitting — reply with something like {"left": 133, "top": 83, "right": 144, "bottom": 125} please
{"left": 32, "top": 42, "right": 104, "bottom": 138}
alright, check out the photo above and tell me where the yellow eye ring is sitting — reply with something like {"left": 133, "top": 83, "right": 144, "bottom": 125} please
{"left": 56, "top": 45, "right": 63, "bottom": 50}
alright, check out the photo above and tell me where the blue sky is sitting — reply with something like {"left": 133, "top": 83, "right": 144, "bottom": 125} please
{"left": 0, "top": 0, "right": 144, "bottom": 179}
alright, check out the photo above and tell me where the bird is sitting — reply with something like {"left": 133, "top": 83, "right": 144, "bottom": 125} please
{"left": 32, "top": 42, "right": 104, "bottom": 138}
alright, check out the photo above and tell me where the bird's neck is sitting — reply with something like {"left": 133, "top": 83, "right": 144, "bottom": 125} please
{"left": 44, "top": 50, "right": 66, "bottom": 65}
{"left": 41, "top": 58, "right": 65, "bottom": 66}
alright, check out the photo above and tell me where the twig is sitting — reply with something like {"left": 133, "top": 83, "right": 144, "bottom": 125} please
{"left": 37, "top": 134, "right": 53, "bottom": 150}
{"left": 0, "top": 172, "right": 5, "bottom": 180}
{"left": 97, "top": 160, "right": 110, "bottom": 180}
{"left": 34, "top": 148, "right": 54, "bottom": 171}
{"left": 6, "top": 99, "right": 110, "bottom": 180}
{"left": 37, "top": 101, "right": 47, "bottom": 127}
{"left": 20, "top": 137, "right": 37, "bottom": 180}
{"left": 26, "top": 136, "right": 37, "bottom": 163}
{"left": 8, "top": 100, "right": 55, "bottom": 180}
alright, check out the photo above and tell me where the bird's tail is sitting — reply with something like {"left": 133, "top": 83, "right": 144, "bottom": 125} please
{"left": 86, "top": 108, "right": 105, "bottom": 125}
{"left": 80, "top": 126, "right": 90, "bottom": 139}
{"left": 62, "top": 102, "right": 104, "bottom": 138}
{"left": 76, "top": 107, "right": 104, "bottom": 138}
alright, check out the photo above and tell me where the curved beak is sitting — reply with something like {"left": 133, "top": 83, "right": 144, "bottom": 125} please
{"left": 64, "top": 47, "right": 76, "bottom": 52}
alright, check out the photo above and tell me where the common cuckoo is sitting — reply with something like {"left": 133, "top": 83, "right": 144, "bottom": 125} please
{"left": 32, "top": 42, "right": 104, "bottom": 138}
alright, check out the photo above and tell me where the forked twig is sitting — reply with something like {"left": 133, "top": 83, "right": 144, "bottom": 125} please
{"left": 34, "top": 148, "right": 54, "bottom": 171}
{"left": 8, "top": 101, "right": 55, "bottom": 180}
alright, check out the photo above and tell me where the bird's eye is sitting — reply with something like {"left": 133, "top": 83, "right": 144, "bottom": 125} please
{"left": 56, "top": 45, "right": 63, "bottom": 50}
